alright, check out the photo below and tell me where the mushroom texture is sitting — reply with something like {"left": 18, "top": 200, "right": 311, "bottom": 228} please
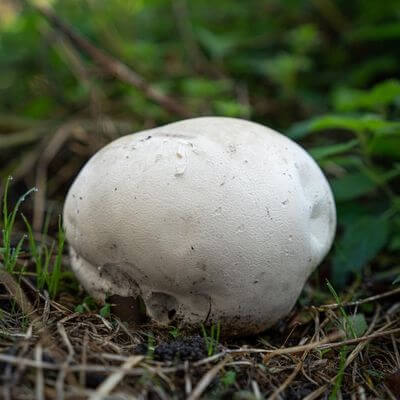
{"left": 64, "top": 117, "right": 336, "bottom": 335}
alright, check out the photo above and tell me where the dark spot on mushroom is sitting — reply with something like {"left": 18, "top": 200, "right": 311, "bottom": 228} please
{"left": 281, "top": 199, "right": 289, "bottom": 205}
{"left": 191, "top": 245, "right": 194, "bottom": 250}
{"left": 145, "top": 135, "right": 152, "bottom": 140}
{"left": 79, "top": 197, "right": 83, "bottom": 200}
{"left": 196, "top": 262, "right": 207, "bottom": 271}
{"left": 192, "top": 276, "right": 206, "bottom": 285}
{"left": 227, "top": 144, "right": 236, "bottom": 154}
{"left": 146, "top": 292, "right": 178, "bottom": 324}
{"left": 109, "top": 294, "right": 148, "bottom": 324}
{"left": 114, "top": 188, "right": 118, "bottom": 191}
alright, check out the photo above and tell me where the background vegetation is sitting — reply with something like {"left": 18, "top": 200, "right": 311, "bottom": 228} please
{"left": 0, "top": 0, "right": 399, "bottom": 398}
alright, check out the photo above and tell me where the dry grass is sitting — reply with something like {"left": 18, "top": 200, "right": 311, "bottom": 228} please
{"left": 1, "top": 113, "right": 399, "bottom": 399}
{"left": 0, "top": 7, "right": 399, "bottom": 396}
{"left": 0, "top": 264, "right": 399, "bottom": 399}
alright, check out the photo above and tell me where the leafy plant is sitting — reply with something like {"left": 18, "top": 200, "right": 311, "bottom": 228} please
{"left": 290, "top": 80, "right": 400, "bottom": 286}
{"left": 169, "top": 326, "right": 180, "bottom": 339}
{"left": 75, "top": 296, "right": 97, "bottom": 313}
{"left": 220, "top": 370, "right": 237, "bottom": 388}
{"left": 21, "top": 213, "right": 65, "bottom": 298}
{"left": 99, "top": 302, "right": 111, "bottom": 318}
{"left": 326, "top": 280, "right": 357, "bottom": 339}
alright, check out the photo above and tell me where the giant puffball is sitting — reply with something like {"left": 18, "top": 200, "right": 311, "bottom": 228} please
{"left": 63, "top": 117, "right": 336, "bottom": 335}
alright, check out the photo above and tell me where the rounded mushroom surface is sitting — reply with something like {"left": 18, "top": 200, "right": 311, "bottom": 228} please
{"left": 63, "top": 117, "right": 336, "bottom": 335}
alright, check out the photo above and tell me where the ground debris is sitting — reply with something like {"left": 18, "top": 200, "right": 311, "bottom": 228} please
{"left": 136, "top": 335, "right": 209, "bottom": 361}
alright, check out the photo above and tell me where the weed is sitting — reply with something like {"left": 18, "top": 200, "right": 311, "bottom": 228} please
{"left": 21, "top": 213, "right": 65, "bottom": 299}
{"left": 329, "top": 346, "right": 348, "bottom": 400}
{"left": 99, "top": 302, "right": 111, "bottom": 318}
{"left": 168, "top": 326, "right": 180, "bottom": 339}
{"left": 48, "top": 216, "right": 65, "bottom": 298}
{"left": 0, "top": 177, "right": 36, "bottom": 273}
{"left": 326, "top": 280, "right": 357, "bottom": 339}
{"left": 22, "top": 213, "right": 53, "bottom": 290}
{"left": 221, "top": 370, "right": 237, "bottom": 388}
{"left": 146, "top": 334, "right": 156, "bottom": 359}
{"left": 201, "top": 321, "right": 221, "bottom": 356}
{"left": 75, "top": 296, "right": 97, "bottom": 313}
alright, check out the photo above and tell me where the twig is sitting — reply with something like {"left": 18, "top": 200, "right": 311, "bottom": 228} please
{"left": 303, "top": 384, "right": 329, "bottom": 400}
{"left": 56, "top": 322, "right": 75, "bottom": 399}
{"left": 26, "top": 1, "right": 192, "bottom": 118}
{"left": 0, "top": 269, "right": 43, "bottom": 332}
{"left": 252, "top": 380, "right": 262, "bottom": 400}
{"left": 342, "top": 306, "right": 380, "bottom": 370}
{"left": 80, "top": 330, "right": 89, "bottom": 387}
{"left": 0, "top": 269, "right": 74, "bottom": 372}
{"left": 35, "top": 345, "right": 45, "bottom": 400}
{"left": 187, "top": 359, "right": 228, "bottom": 400}
{"left": 88, "top": 355, "right": 144, "bottom": 400}
{"left": 33, "top": 120, "right": 77, "bottom": 230}
{"left": 0, "top": 129, "right": 47, "bottom": 149}
{"left": 317, "top": 287, "right": 400, "bottom": 311}
{"left": 268, "top": 360, "right": 303, "bottom": 400}
{"left": 184, "top": 360, "right": 192, "bottom": 396}
{"left": 317, "top": 328, "right": 400, "bottom": 351}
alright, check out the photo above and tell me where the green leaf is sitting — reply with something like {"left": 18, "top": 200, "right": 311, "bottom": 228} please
{"left": 332, "top": 216, "right": 389, "bottom": 287}
{"left": 100, "top": 303, "right": 111, "bottom": 318}
{"left": 368, "top": 133, "right": 400, "bottom": 159}
{"left": 389, "top": 235, "right": 400, "bottom": 252}
{"left": 196, "top": 28, "right": 237, "bottom": 58}
{"left": 287, "top": 115, "right": 400, "bottom": 139}
{"left": 213, "top": 100, "right": 251, "bottom": 118}
{"left": 349, "top": 23, "right": 400, "bottom": 41}
{"left": 333, "top": 80, "right": 400, "bottom": 112}
{"left": 180, "top": 78, "right": 230, "bottom": 98}
{"left": 221, "top": 370, "right": 237, "bottom": 388}
{"left": 346, "top": 314, "right": 368, "bottom": 337}
{"left": 331, "top": 172, "right": 377, "bottom": 201}
{"left": 286, "top": 119, "right": 312, "bottom": 140}
{"left": 286, "top": 114, "right": 400, "bottom": 140}
{"left": 75, "top": 304, "right": 85, "bottom": 313}
{"left": 310, "top": 115, "right": 394, "bottom": 133}
{"left": 287, "top": 24, "right": 320, "bottom": 53}
{"left": 309, "top": 139, "right": 359, "bottom": 161}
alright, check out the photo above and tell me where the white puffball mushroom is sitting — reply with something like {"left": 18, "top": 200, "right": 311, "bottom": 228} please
{"left": 63, "top": 117, "right": 336, "bottom": 335}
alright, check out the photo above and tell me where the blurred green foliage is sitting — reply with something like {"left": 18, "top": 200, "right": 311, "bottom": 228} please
{"left": 0, "top": 0, "right": 399, "bottom": 287}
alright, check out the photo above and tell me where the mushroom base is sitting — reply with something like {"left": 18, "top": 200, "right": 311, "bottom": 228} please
{"left": 69, "top": 247, "right": 300, "bottom": 336}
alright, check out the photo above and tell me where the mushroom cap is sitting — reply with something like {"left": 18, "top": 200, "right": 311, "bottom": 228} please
{"left": 63, "top": 117, "right": 336, "bottom": 335}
